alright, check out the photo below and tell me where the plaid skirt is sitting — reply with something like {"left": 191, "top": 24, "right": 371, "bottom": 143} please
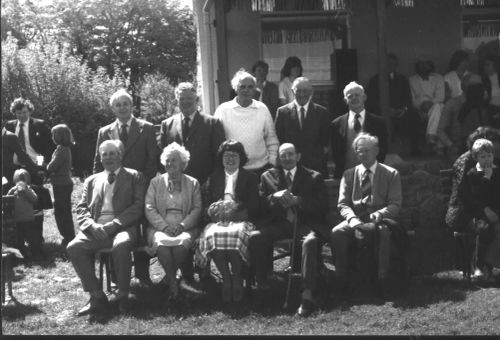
{"left": 195, "top": 221, "right": 256, "bottom": 268}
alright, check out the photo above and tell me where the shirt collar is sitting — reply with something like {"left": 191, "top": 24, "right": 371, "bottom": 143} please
{"left": 183, "top": 111, "right": 197, "bottom": 121}
{"left": 349, "top": 109, "right": 366, "bottom": 120}
{"left": 116, "top": 117, "right": 133, "bottom": 128}
{"left": 229, "top": 97, "right": 258, "bottom": 109}
{"left": 225, "top": 168, "right": 239, "bottom": 178}
{"left": 104, "top": 167, "right": 121, "bottom": 177}
{"left": 285, "top": 166, "right": 297, "bottom": 178}
{"left": 359, "top": 161, "right": 377, "bottom": 176}
{"left": 294, "top": 100, "right": 310, "bottom": 113}
{"left": 17, "top": 119, "right": 29, "bottom": 128}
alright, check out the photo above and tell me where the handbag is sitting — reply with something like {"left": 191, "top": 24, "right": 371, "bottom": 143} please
{"left": 32, "top": 184, "right": 53, "bottom": 210}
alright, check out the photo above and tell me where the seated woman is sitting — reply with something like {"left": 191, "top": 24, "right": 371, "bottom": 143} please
{"left": 197, "top": 140, "right": 259, "bottom": 303}
{"left": 458, "top": 138, "right": 500, "bottom": 280}
{"left": 145, "top": 142, "right": 201, "bottom": 299}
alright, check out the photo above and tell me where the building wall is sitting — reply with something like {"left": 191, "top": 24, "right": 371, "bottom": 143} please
{"left": 350, "top": 0, "right": 462, "bottom": 87}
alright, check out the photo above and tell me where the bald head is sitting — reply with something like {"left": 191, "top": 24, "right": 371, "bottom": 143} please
{"left": 279, "top": 143, "right": 301, "bottom": 170}
{"left": 292, "top": 77, "right": 313, "bottom": 106}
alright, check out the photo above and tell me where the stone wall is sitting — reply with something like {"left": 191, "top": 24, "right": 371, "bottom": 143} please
{"left": 325, "top": 157, "right": 455, "bottom": 275}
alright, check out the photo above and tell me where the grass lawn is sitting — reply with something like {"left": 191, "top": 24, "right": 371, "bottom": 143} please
{"left": 2, "top": 179, "right": 500, "bottom": 335}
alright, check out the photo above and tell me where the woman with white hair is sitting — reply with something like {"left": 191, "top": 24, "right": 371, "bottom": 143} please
{"left": 145, "top": 142, "right": 202, "bottom": 299}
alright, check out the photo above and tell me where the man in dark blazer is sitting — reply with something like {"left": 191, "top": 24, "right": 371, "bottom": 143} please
{"left": 160, "top": 82, "right": 225, "bottom": 283}
{"left": 252, "top": 60, "right": 280, "bottom": 120}
{"left": 248, "top": 143, "right": 329, "bottom": 316}
{"left": 68, "top": 139, "right": 146, "bottom": 316}
{"left": 93, "top": 89, "right": 159, "bottom": 286}
{"left": 331, "top": 81, "right": 388, "bottom": 179}
{"left": 5, "top": 98, "right": 54, "bottom": 185}
{"left": 160, "top": 82, "right": 225, "bottom": 186}
{"left": 2, "top": 127, "right": 38, "bottom": 194}
{"left": 275, "top": 77, "right": 330, "bottom": 177}
{"left": 331, "top": 133, "right": 402, "bottom": 298}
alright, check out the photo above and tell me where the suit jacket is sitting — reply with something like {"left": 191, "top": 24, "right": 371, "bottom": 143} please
{"left": 254, "top": 81, "right": 280, "bottom": 120}
{"left": 204, "top": 168, "right": 260, "bottom": 223}
{"left": 260, "top": 165, "right": 329, "bottom": 237}
{"left": 76, "top": 167, "right": 146, "bottom": 234}
{"left": 93, "top": 117, "right": 159, "bottom": 181}
{"left": 338, "top": 162, "right": 402, "bottom": 225}
{"left": 145, "top": 173, "right": 201, "bottom": 233}
{"left": 366, "top": 73, "right": 412, "bottom": 114}
{"left": 330, "top": 112, "right": 388, "bottom": 179}
{"left": 275, "top": 101, "right": 330, "bottom": 176}
{"left": 159, "top": 111, "right": 225, "bottom": 185}
{"left": 2, "top": 128, "right": 37, "bottom": 184}
{"left": 5, "top": 117, "right": 54, "bottom": 161}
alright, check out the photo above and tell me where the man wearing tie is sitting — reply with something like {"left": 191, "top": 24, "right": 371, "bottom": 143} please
{"left": 248, "top": 143, "right": 329, "bottom": 315}
{"left": 67, "top": 140, "right": 146, "bottom": 316}
{"left": 330, "top": 82, "right": 388, "bottom": 179}
{"left": 159, "top": 82, "right": 225, "bottom": 283}
{"left": 93, "top": 89, "right": 159, "bottom": 286}
{"left": 330, "top": 133, "right": 402, "bottom": 298}
{"left": 275, "top": 77, "right": 331, "bottom": 177}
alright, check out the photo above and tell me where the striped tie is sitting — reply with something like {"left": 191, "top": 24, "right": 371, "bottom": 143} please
{"left": 361, "top": 168, "right": 372, "bottom": 205}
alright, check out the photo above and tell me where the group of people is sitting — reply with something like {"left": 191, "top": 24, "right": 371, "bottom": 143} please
{"left": 2, "top": 53, "right": 499, "bottom": 319}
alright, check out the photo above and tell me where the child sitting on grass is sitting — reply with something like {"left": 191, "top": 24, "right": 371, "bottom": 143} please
{"left": 459, "top": 138, "right": 500, "bottom": 282}
{"left": 7, "top": 168, "right": 41, "bottom": 261}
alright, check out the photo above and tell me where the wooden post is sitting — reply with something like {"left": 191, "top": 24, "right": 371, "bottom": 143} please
{"left": 215, "top": 0, "right": 230, "bottom": 104}
{"left": 376, "top": 0, "right": 392, "bottom": 147}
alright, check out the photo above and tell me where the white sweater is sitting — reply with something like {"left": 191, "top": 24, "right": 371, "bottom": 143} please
{"left": 214, "top": 98, "right": 279, "bottom": 170}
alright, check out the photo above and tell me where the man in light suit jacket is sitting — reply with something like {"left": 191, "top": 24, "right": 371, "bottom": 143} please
{"left": 67, "top": 140, "right": 146, "bottom": 316}
{"left": 275, "top": 77, "right": 330, "bottom": 177}
{"left": 248, "top": 143, "right": 329, "bottom": 316}
{"left": 159, "top": 82, "right": 225, "bottom": 186}
{"left": 93, "top": 89, "right": 159, "bottom": 286}
{"left": 331, "top": 82, "right": 388, "bottom": 179}
{"left": 252, "top": 60, "right": 280, "bottom": 120}
{"left": 330, "top": 133, "right": 402, "bottom": 297}
{"left": 159, "top": 82, "right": 225, "bottom": 283}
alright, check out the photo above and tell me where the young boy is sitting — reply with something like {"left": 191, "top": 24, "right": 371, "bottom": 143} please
{"left": 459, "top": 138, "right": 500, "bottom": 280}
{"left": 7, "top": 169, "right": 41, "bottom": 261}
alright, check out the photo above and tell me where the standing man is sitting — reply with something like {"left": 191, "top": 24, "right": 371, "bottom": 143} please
{"left": 159, "top": 82, "right": 225, "bottom": 283}
{"left": 248, "top": 143, "right": 329, "bottom": 315}
{"left": 275, "top": 77, "right": 330, "bottom": 177}
{"left": 68, "top": 140, "right": 146, "bottom": 316}
{"left": 93, "top": 88, "right": 159, "bottom": 287}
{"left": 366, "top": 54, "right": 421, "bottom": 156}
{"left": 330, "top": 133, "right": 402, "bottom": 298}
{"left": 252, "top": 60, "right": 280, "bottom": 120}
{"left": 331, "top": 82, "right": 388, "bottom": 179}
{"left": 214, "top": 69, "right": 279, "bottom": 179}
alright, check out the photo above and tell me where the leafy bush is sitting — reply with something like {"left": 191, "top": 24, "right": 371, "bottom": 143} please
{"left": 136, "top": 72, "right": 177, "bottom": 124}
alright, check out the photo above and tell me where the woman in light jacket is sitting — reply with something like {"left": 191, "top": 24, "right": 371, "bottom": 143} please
{"left": 145, "top": 142, "right": 201, "bottom": 299}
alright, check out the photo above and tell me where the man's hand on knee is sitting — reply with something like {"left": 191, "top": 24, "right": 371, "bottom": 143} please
{"left": 90, "top": 223, "right": 108, "bottom": 240}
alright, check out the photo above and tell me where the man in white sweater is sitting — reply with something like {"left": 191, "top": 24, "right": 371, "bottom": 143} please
{"left": 214, "top": 69, "right": 279, "bottom": 178}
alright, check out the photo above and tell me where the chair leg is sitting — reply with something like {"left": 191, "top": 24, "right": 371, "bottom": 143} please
{"left": 105, "top": 254, "right": 112, "bottom": 293}
{"left": 99, "top": 254, "right": 105, "bottom": 291}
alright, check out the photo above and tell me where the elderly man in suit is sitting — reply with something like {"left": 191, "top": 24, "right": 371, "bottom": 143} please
{"left": 248, "top": 143, "right": 329, "bottom": 313}
{"left": 67, "top": 140, "right": 146, "bottom": 316}
{"left": 159, "top": 82, "right": 225, "bottom": 284}
{"left": 252, "top": 60, "right": 280, "bottom": 120}
{"left": 330, "top": 133, "right": 402, "bottom": 297}
{"left": 93, "top": 89, "right": 159, "bottom": 287}
{"left": 275, "top": 77, "right": 330, "bottom": 177}
{"left": 331, "top": 82, "right": 388, "bottom": 180}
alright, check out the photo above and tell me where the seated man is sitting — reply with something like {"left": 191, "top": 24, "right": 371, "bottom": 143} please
{"left": 330, "top": 133, "right": 402, "bottom": 297}
{"left": 67, "top": 140, "right": 146, "bottom": 316}
{"left": 248, "top": 143, "right": 329, "bottom": 315}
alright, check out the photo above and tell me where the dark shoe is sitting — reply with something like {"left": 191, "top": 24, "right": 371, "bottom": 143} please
{"left": 296, "top": 299, "right": 316, "bottom": 317}
{"left": 77, "top": 295, "right": 108, "bottom": 316}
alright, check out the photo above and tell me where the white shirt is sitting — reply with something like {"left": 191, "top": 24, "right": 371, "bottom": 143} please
{"left": 99, "top": 168, "right": 121, "bottom": 220}
{"left": 278, "top": 77, "right": 294, "bottom": 104}
{"left": 357, "top": 161, "right": 378, "bottom": 186}
{"left": 349, "top": 109, "right": 366, "bottom": 130}
{"left": 294, "top": 100, "right": 310, "bottom": 128}
{"left": 224, "top": 169, "right": 239, "bottom": 200}
{"left": 444, "top": 70, "right": 467, "bottom": 99}
{"left": 409, "top": 72, "right": 445, "bottom": 108}
{"left": 214, "top": 98, "right": 279, "bottom": 170}
{"left": 13, "top": 120, "right": 41, "bottom": 165}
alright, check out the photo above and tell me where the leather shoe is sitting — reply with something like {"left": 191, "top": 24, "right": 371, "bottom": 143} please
{"left": 77, "top": 295, "right": 108, "bottom": 316}
{"left": 296, "top": 299, "right": 316, "bottom": 317}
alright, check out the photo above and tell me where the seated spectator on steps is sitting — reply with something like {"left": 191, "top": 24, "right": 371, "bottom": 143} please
{"left": 144, "top": 142, "right": 201, "bottom": 301}
{"left": 67, "top": 140, "right": 146, "bottom": 316}
{"left": 458, "top": 138, "right": 500, "bottom": 281}
{"left": 444, "top": 50, "right": 470, "bottom": 102}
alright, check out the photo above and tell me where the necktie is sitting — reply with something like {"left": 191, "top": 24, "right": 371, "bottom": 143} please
{"left": 285, "top": 171, "right": 293, "bottom": 189}
{"left": 108, "top": 172, "right": 116, "bottom": 184}
{"left": 361, "top": 168, "right": 372, "bottom": 205}
{"left": 299, "top": 107, "right": 305, "bottom": 129}
{"left": 182, "top": 116, "right": 190, "bottom": 143}
{"left": 353, "top": 113, "right": 361, "bottom": 133}
{"left": 120, "top": 124, "right": 128, "bottom": 145}
{"left": 18, "top": 122, "right": 26, "bottom": 151}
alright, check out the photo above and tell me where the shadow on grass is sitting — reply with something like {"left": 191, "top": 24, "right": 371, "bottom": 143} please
{"left": 1, "top": 297, "right": 43, "bottom": 321}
